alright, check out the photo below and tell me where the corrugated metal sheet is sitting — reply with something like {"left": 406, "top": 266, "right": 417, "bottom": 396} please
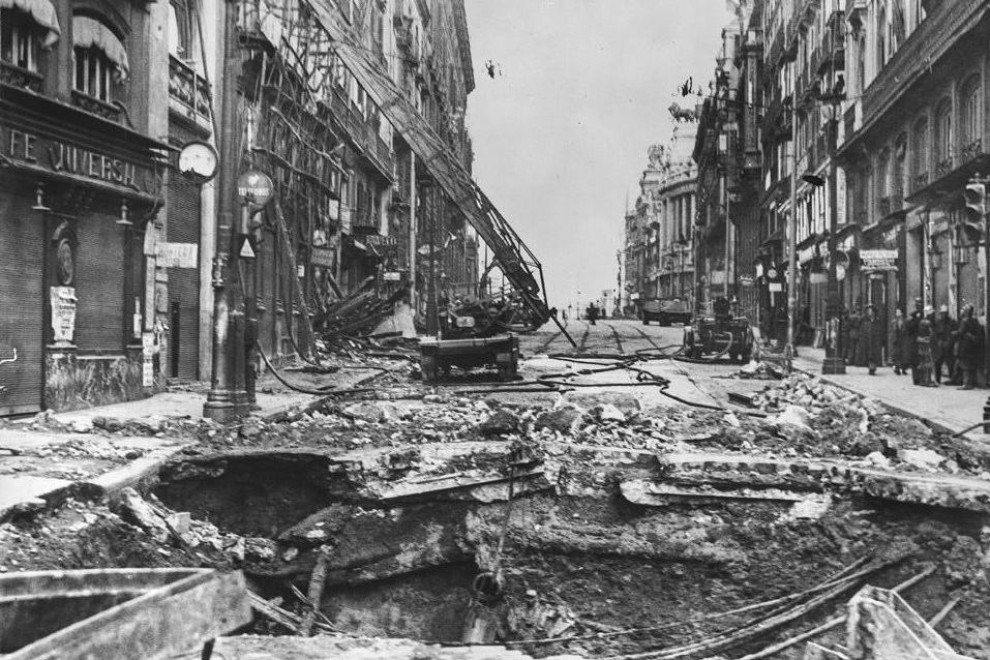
{"left": 75, "top": 215, "right": 124, "bottom": 352}
{"left": 0, "top": 194, "right": 43, "bottom": 415}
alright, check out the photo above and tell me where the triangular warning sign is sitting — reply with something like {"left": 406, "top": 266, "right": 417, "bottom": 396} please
{"left": 239, "top": 239, "right": 256, "bottom": 259}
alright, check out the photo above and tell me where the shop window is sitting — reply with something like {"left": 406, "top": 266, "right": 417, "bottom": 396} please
{"left": 0, "top": 2, "right": 60, "bottom": 71}
{"left": 72, "top": 15, "right": 129, "bottom": 104}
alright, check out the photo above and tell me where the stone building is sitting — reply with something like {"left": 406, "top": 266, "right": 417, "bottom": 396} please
{"left": 839, "top": 0, "right": 990, "bottom": 344}
{"left": 0, "top": 0, "right": 170, "bottom": 413}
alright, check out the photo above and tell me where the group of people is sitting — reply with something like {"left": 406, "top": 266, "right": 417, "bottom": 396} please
{"left": 844, "top": 299, "right": 984, "bottom": 388}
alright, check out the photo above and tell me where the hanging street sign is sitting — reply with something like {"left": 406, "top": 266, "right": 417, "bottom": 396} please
{"left": 237, "top": 170, "right": 274, "bottom": 208}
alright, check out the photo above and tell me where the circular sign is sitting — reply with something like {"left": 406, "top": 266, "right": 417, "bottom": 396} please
{"left": 177, "top": 141, "right": 218, "bottom": 183}
{"left": 237, "top": 170, "right": 274, "bottom": 208}
{"left": 766, "top": 268, "right": 778, "bottom": 279}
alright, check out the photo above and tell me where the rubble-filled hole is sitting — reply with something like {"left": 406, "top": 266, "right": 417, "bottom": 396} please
{"left": 146, "top": 456, "right": 990, "bottom": 658}
{"left": 153, "top": 453, "right": 340, "bottom": 537}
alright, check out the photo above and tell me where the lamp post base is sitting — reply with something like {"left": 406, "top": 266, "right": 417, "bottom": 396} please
{"left": 203, "top": 389, "right": 252, "bottom": 422}
{"left": 821, "top": 356, "right": 846, "bottom": 375}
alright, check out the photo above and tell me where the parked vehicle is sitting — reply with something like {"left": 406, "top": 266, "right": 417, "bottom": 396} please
{"left": 682, "top": 297, "right": 753, "bottom": 362}
{"left": 640, "top": 298, "right": 692, "bottom": 326}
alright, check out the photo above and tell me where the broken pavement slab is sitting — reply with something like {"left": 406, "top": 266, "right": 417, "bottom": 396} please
{"left": 213, "top": 635, "right": 550, "bottom": 660}
{"left": 0, "top": 475, "right": 75, "bottom": 521}
{"left": 654, "top": 451, "right": 990, "bottom": 513}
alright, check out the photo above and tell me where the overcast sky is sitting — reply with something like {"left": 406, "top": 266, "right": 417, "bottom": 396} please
{"left": 463, "top": 0, "right": 734, "bottom": 311}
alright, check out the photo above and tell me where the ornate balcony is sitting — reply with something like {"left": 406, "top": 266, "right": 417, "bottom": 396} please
{"left": 912, "top": 171, "right": 930, "bottom": 193}
{"left": 0, "top": 61, "right": 43, "bottom": 92}
{"left": 935, "top": 156, "right": 954, "bottom": 180}
{"left": 169, "top": 56, "right": 211, "bottom": 129}
{"left": 961, "top": 138, "right": 984, "bottom": 164}
{"left": 71, "top": 90, "right": 121, "bottom": 123}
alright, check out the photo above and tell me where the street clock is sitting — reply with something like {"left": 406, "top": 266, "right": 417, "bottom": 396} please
{"left": 177, "top": 141, "right": 219, "bottom": 183}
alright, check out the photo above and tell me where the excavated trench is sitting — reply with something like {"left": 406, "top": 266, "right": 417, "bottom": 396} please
{"left": 149, "top": 447, "right": 990, "bottom": 658}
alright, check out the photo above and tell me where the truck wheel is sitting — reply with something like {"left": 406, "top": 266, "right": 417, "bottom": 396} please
{"left": 642, "top": 316, "right": 649, "bottom": 326}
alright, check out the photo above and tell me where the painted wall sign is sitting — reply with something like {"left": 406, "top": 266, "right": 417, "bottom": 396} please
{"left": 156, "top": 242, "right": 198, "bottom": 269}
{"left": 1, "top": 124, "right": 153, "bottom": 192}
{"left": 50, "top": 286, "right": 77, "bottom": 344}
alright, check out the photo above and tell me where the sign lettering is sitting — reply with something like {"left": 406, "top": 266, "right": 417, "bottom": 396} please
{"left": 2, "top": 125, "right": 148, "bottom": 191}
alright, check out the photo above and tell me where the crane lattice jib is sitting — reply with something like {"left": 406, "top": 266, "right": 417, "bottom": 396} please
{"left": 292, "top": 2, "right": 550, "bottom": 326}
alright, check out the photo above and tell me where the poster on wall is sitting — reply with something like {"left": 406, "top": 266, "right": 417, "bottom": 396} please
{"left": 142, "top": 332, "right": 155, "bottom": 387}
{"left": 50, "top": 286, "right": 77, "bottom": 344}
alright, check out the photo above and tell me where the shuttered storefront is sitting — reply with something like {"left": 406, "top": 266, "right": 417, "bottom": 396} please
{"left": 0, "top": 194, "right": 43, "bottom": 415}
{"left": 75, "top": 215, "right": 125, "bottom": 352}
{"left": 167, "top": 127, "right": 203, "bottom": 380}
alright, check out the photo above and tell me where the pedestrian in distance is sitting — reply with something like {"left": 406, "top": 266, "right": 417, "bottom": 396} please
{"left": 861, "top": 305, "right": 884, "bottom": 375}
{"left": 586, "top": 303, "right": 598, "bottom": 325}
{"left": 931, "top": 304, "right": 957, "bottom": 385}
{"left": 954, "top": 304, "right": 983, "bottom": 390}
{"left": 889, "top": 308, "right": 909, "bottom": 375}
{"left": 905, "top": 297, "right": 923, "bottom": 384}
{"left": 844, "top": 305, "right": 862, "bottom": 366}
{"left": 914, "top": 306, "right": 935, "bottom": 387}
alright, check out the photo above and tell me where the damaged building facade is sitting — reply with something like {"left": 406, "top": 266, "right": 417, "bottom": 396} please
{"left": 0, "top": 0, "right": 482, "bottom": 415}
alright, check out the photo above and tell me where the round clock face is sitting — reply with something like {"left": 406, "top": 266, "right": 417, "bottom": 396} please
{"left": 177, "top": 141, "right": 218, "bottom": 182}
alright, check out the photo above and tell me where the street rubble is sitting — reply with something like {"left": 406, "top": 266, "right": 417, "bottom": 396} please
{"left": 3, "top": 358, "right": 990, "bottom": 659}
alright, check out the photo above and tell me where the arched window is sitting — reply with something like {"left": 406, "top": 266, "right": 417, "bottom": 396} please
{"left": 72, "top": 14, "right": 129, "bottom": 103}
{"left": 934, "top": 98, "right": 952, "bottom": 173}
{"left": 960, "top": 74, "right": 982, "bottom": 158}
{"left": 167, "top": 0, "right": 192, "bottom": 58}
{"left": 0, "top": 0, "right": 60, "bottom": 72}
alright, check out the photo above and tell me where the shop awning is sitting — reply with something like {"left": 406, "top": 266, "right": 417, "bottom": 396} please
{"left": 72, "top": 15, "right": 129, "bottom": 79}
{"left": 2, "top": 0, "right": 59, "bottom": 47}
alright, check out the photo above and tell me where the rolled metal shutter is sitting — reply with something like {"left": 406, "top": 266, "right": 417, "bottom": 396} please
{"left": 167, "top": 126, "right": 203, "bottom": 380}
{"left": 0, "top": 195, "right": 43, "bottom": 415}
{"left": 75, "top": 215, "right": 124, "bottom": 351}
{"left": 166, "top": 178, "right": 201, "bottom": 380}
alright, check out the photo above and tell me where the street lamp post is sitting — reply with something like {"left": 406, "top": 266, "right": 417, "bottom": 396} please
{"left": 786, "top": 95, "right": 799, "bottom": 366}
{"left": 820, "top": 97, "right": 845, "bottom": 375}
{"left": 204, "top": 0, "right": 250, "bottom": 421}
